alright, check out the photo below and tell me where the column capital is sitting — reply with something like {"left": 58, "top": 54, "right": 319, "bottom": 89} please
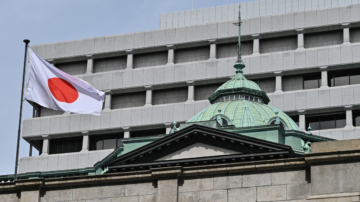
{"left": 122, "top": 127, "right": 131, "bottom": 132}
{"left": 104, "top": 90, "right": 113, "bottom": 95}
{"left": 344, "top": 105, "right": 353, "bottom": 110}
{"left": 273, "top": 71, "right": 283, "bottom": 76}
{"left": 145, "top": 85, "right": 153, "bottom": 90}
{"left": 297, "top": 110, "right": 306, "bottom": 115}
{"left": 81, "top": 131, "right": 90, "bottom": 136}
{"left": 126, "top": 49, "right": 134, "bottom": 54}
{"left": 41, "top": 135, "right": 50, "bottom": 139}
{"left": 208, "top": 39, "right": 218, "bottom": 44}
{"left": 251, "top": 34, "right": 261, "bottom": 39}
{"left": 341, "top": 23, "right": 351, "bottom": 28}
{"left": 46, "top": 58, "right": 55, "bottom": 64}
{"left": 166, "top": 44, "right": 176, "bottom": 49}
{"left": 164, "top": 122, "right": 173, "bottom": 127}
{"left": 319, "top": 66, "right": 329, "bottom": 71}
{"left": 186, "top": 80, "right": 195, "bottom": 86}
{"left": 296, "top": 28, "right": 305, "bottom": 34}
{"left": 86, "top": 54, "right": 94, "bottom": 59}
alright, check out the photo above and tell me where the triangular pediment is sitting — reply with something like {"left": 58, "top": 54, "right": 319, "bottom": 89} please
{"left": 104, "top": 124, "right": 297, "bottom": 172}
{"left": 156, "top": 143, "right": 240, "bottom": 161}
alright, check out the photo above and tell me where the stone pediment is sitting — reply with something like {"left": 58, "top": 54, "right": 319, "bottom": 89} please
{"left": 156, "top": 143, "right": 240, "bottom": 161}
{"left": 103, "top": 124, "right": 297, "bottom": 172}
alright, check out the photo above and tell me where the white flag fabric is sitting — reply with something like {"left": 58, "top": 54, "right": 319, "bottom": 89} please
{"left": 25, "top": 49, "right": 105, "bottom": 116}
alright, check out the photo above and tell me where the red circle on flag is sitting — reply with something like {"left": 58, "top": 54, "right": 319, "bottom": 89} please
{"left": 48, "top": 78, "right": 79, "bottom": 103}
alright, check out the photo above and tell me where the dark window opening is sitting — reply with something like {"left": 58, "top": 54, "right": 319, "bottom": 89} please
{"left": 90, "top": 133, "right": 124, "bottom": 151}
{"left": 289, "top": 116, "right": 299, "bottom": 127}
{"left": 30, "top": 140, "right": 43, "bottom": 155}
{"left": 49, "top": 137, "right": 82, "bottom": 154}
{"left": 270, "top": 120, "right": 286, "bottom": 129}
{"left": 221, "top": 118, "right": 228, "bottom": 126}
{"left": 130, "top": 128, "right": 166, "bottom": 138}
{"left": 329, "top": 68, "right": 360, "bottom": 87}
{"left": 353, "top": 110, "right": 360, "bottom": 127}
{"left": 306, "top": 113, "right": 346, "bottom": 131}
{"left": 303, "top": 73, "right": 321, "bottom": 90}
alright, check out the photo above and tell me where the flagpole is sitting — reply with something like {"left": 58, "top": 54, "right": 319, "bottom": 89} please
{"left": 14, "top": 39, "right": 30, "bottom": 181}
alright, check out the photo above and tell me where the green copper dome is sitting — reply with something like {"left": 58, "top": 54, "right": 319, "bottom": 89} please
{"left": 216, "top": 74, "right": 261, "bottom": 92}
{"left": 187, "top": 100, "right": 301, "bottom": 131}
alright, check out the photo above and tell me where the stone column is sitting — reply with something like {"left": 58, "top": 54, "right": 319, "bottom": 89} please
{"left": 145, "top": 86, "right": 153, "bottom": 107}
{"left": 342, "top": 23, "right": 351, "bottom": 44}
{"left": 296, "top": 29, "right": 305, "bottom": 50}
{"left": 274, "top": 71, "right": 283, "bottom": 94}
{"left": 252, "top": 34, "right": 260, "bottom": 55}
{"left": 86, "top": 55, "right": 94, "bottom": 74}
{"left": 41, "top": 137, "right": 49, "bottom": 156}
{"left": 298, "top": 110, "right": 306, "bottom": 131}
{"left": 186, "top": 81, "right": 195, "bottom": 103}
{"left": 209, "top": 39, "right": 217, "bottom": 60}
{"left": 81, "top": 131, "right": 90, "bottom": 152}
{"left": 344, "top": 105, "right": 354, "bottom": 128}
{"left": 103, "top": 90, "right": 112, "bottom": 111}
{"left": 123, "top": 127, "right": 131, "bottom": 138}
{"left": 166, "top": 44, "right": 175, "bottom": 65}
{"left": 164, "top": 122, "right": 172, "bottom": 134}
{"left": 126, "top": 50, "right": 134, "bottom": 70}
{"left": 320, "top": 66, "right": 329, "bottom": 88}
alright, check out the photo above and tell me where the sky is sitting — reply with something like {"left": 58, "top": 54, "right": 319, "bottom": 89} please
{"left": 0, "top": 0, "right": 255, "bottom": 175}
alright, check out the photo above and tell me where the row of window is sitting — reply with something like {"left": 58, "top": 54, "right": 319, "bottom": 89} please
{"left": 291, "top": 111, "right": 360, "bottom": 131}
{"left": 54, "top": 28, "right": 360, "bottom": 76}
{"left": 213, "top": 94, "right": 263, "bottom": 104}
{"left": 35, "top": 110, "right": 360, "bottom": 155}
{"left": 47, "top": 128, "right": 166, "bottom": 155}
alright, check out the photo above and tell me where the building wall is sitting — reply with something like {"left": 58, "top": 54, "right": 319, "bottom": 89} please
{"left": 159, "top": 0, "right": 358, "bottom": 29}
{"left": 304, "top": 30, "right": 343, "bottom": 48}
{"left": 55, "top": 61, "right": 87, "bottom": 75}
{"left": 19, "top": 150, "right": 113, "bottom": 173}
{"left": 217, "top": 41, "right": 253, "bottom": 59}
{"left": 40, "top": 107, "right": 63, "bottom": 117}
{"left": 174, "top": 46, "right": 210, "bottom": 64}
{"left": 112, "top": 92, "right": 146, "bottom": 109}
{"left": 23, "top": 1, "right": 360, "bottom": 174}
{"left": 134, "top": 51, "right": 168, "bottom": 68}
{"left": 40, "top": 181, "right": 158, "bottom": 202}
{"left": 260, "top": 35, "right": 297, "bottom": 54}
{"left": 93, "top": 56, "right": 127, "bottom": 73}
{"left": 153, "top": 87, "right": 188, "bottom": 105}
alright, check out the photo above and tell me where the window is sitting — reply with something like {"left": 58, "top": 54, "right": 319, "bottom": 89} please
{"left": 306, "top": 113, "right": 346, "bottom": 131}
{"left": 90, "top": 133, "right": 124, "bottom": 151}
{"left": 303, "top": 73, "right": 321, "bottom": 90}
{"left": 329, "top": 68, "right": 360, "bottom": 87}
{"left": 353, "top": 110, "right": 360, "bottom": 127}
{"left": 49, "top": 137, "right": 82, "bottom": 154}
{"left": 289, "top": 116, "right": 299, "bottom": 127}
{"left": 221, "top": 118, "right": 228, "bottom": 126}
{"left": 270, "top": 120, "right": 286, "bottom": 129}
{"left": 130, "top": 128, "right": 166, "bottom": 138}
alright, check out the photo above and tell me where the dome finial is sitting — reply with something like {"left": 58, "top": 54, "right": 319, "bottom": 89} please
{"left": 233, "top": 4, "right": 246, "bottom": 75}
{"left": 307, "top": 124, "right": 312, "bottom": 135}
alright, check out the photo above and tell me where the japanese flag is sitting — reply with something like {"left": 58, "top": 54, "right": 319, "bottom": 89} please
{"left": 25, "top": 49, "right": 105, "bottom": 116}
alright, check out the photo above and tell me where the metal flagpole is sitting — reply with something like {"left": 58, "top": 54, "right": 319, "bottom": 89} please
{"left": 14, "top": 39, "right": 30, "bottom": 181}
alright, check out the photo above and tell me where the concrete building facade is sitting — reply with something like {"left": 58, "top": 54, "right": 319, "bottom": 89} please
{"left": 1, "top": 0, "right": 360, "bottom": 201}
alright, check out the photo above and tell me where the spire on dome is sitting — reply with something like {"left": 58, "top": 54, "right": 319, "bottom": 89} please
{"left": 233, "top": 5, "right": 246, "bottom": 75}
